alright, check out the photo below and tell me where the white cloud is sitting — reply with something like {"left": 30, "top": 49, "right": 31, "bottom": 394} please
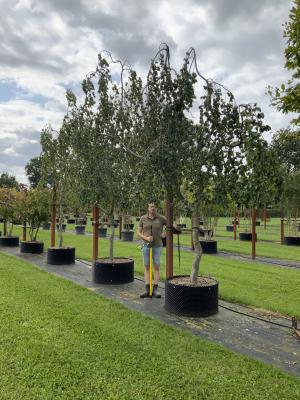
{"left": 0, "top": 0, "right": 296, "bottom": 182}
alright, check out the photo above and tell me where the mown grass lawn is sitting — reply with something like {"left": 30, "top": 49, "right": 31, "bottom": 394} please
{"left": 65, "top": 217, "right": 300, "bottom": 261}
{"left": 0, "top": 252, "right": 299, "bottom": 399}
{"left": 8, "top": 226, "right": 300, "bottom": 319}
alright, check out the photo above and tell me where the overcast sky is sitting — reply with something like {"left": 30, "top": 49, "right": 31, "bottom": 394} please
{"left": 0, "top": 0, "right": 295, "bottom": 182}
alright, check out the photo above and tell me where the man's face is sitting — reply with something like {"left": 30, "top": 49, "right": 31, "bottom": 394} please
{"left": 148, "top": 203, "right": 156, "bottom": 215}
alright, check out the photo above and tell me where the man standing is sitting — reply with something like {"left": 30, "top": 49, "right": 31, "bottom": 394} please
{"left": 137, "top": 202, "right": 166, "bottom": 298}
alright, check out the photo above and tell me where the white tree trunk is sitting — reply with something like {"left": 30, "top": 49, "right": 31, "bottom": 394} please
{"left": 190, "top": 215, "right": 203, "bottom": 284}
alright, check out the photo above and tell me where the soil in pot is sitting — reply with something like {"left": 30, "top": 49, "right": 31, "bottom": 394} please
{"left": 75, "top": 225, "right": 85, "bottom": 235}
{"left": 121, "top": 230, "right": 134, "bottom": 241}
{"left": 93, "top": 257, "right": 134, "bottom": 284}
{"left": 98, "top": 227, "right": 107, "bottom": 238}
{"left": 47, "top": 247, "right": 75, "bottom": 265}
{"left": 283, "top": 236, "right": 300, "bottom": 246}
{"left": 0, "top": 236, "right": 19, "bottom": 247}
{"left": 239, "top": 232, "right": 257, "bottom": 241}
{"left": 199, "top": 240, "right": 218, "bottom": 254}
{"left": 165, "top": 275, "right": 218, "bottom": 317}
{"left": 20, "top": 241, "right": 44, "bottom": 254}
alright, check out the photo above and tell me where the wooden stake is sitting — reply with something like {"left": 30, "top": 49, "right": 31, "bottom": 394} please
{"left": 252, "top": 208, "right": 256, "bottom": 260}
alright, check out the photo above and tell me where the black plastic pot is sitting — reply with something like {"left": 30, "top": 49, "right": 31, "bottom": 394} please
{"left": 200, "top": 240, "right": 218, "bottom": 254}
{"left": 56, "top": 223, "right": 66, "bottom": 232}
{"left": 93, "top": 257, "right": 134, "bottom": 284}
{"left": 43, "top": 222, "right": 51, "bottom": 230}
{"left": 239, "top": 232, "right": 257, "bottom": 241}
{"left": 199, "top": 221, "right": 204, "bottom": 225}
{"left": 67, "top": 218, "right": 76, "bottom": 224}
{"left": 283, "top": 236, "right": 300, "bottom": 246}
{"left": 121, "top": 230, "right": 134, "bottom": 241}
{"left": 199, "top": 229, "right": 213, "bottom": 237}
{"left": 0, "top": 236, "right": 19, "bottom": 247}
{"left": 47, "top": 247, "right": 75, "bottom": 265}
{"left": 75, "top": 225, "right": 86, "bottom": 235}
{"left": 256, "top": 221, "right": 261, "bottom": 226}
{"left": 98, "top": 227, "right": 107, "bottom": 238}
{"left": 165, "top": 275, "right": 218, "bottom": 317}
{"left": 226, "top": 225, "right": 234, "bottom": 232}
{"left": 20, "top": 241, "right": 44, "bottom": 254}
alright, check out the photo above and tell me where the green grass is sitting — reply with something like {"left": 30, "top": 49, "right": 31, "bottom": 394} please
{"left": 0, "top": 252, "right": 299, "bottom": 399}
{"left": 9, "top": 226, "right": 300, "bottom": 319}
{"left": 42, "top": 217, "right": 300, "bottom": 261}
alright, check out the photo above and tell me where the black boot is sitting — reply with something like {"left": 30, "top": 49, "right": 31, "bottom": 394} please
{"left": 152, "top": 284, "right": 161, "bottom": 299}
{"left": 140, "top": 284, "right": 150, "bottom": 298}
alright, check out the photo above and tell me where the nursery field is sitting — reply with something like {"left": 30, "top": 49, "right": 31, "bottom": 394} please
{"left": 11, "top": 225, "right": 300, "bottom": 319}
{"left": 0, "top": 251, "right": 299, "bottom": 399}
{"left": 52, "top": 216, "right": 300, "bottom": 261}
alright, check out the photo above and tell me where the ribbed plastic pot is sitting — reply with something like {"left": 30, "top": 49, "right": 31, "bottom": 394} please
{"left": 239, "top": 232, "right": 257, "bottom": 241}
{"left": 0, "top": 236, "right": 19, "bottom": 247}
{"left": 98, "top": 227, "right": 107, "bottom": 238}
{"left": 93, "top": 258, "right": 134, "bottom": 284}
{"left": 226, "top": 225, "right": 234, "bottom": 232}
{"left": 199, "top": 240, "right": 218, "bottom": 254}
{"left": 283, "top": 236, "right": 300, "bottom": 246}
{"left": 165, "top": 275, "right": 218, "bottom": 317}
{"left": 42, "top": 222, "right": 51, "bottom": 230}
{"left": 47, "top": 247, "right": 75, "bottom": 265}
{"left": 20, "top": 241, "right": 44, "bottom": 254}
{"left": 75, "top": 225, "right": 86, "bottom": 235}
{"left": 121, "top": 230, "right": 134, "bottom": 241}
{"left": 56, "top": 223, "right": 66, "bottom": 232}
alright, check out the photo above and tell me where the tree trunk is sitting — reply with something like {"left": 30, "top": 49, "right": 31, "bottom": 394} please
{"left": 190, "top": 215, "right": 203, "bottom": 284}
{"left": 109, "top": 216, "right": 115, "bottom": 260}
{"left": 166, "top": 196, "right": 173, "bottom": 279}
{"left": 58, "top": 191, "right": 64, "bottom": 248}
{"left": 22, "top": 222, "right": 27, "bottom": 241}
{"left": 92, "top": 204, "right": 99, "bottom": 261}
{"left": 51, "top": 187, "right": 56, "bottom": 247}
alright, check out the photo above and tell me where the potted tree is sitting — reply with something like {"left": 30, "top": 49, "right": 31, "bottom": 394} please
{"left": 0, "top": 188, "right": 21, "bottom": 247}
{"left": 40, "top": 124, "right": 76, "bottom": 265}
{"left": 66, "top": 53, "right": 142, "bottom": 283}
{"left": 19, "top": 187, "right": 51, "bottom": 253}
{"left": 282, "top": 170, "right": 300, "bottom": 246}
